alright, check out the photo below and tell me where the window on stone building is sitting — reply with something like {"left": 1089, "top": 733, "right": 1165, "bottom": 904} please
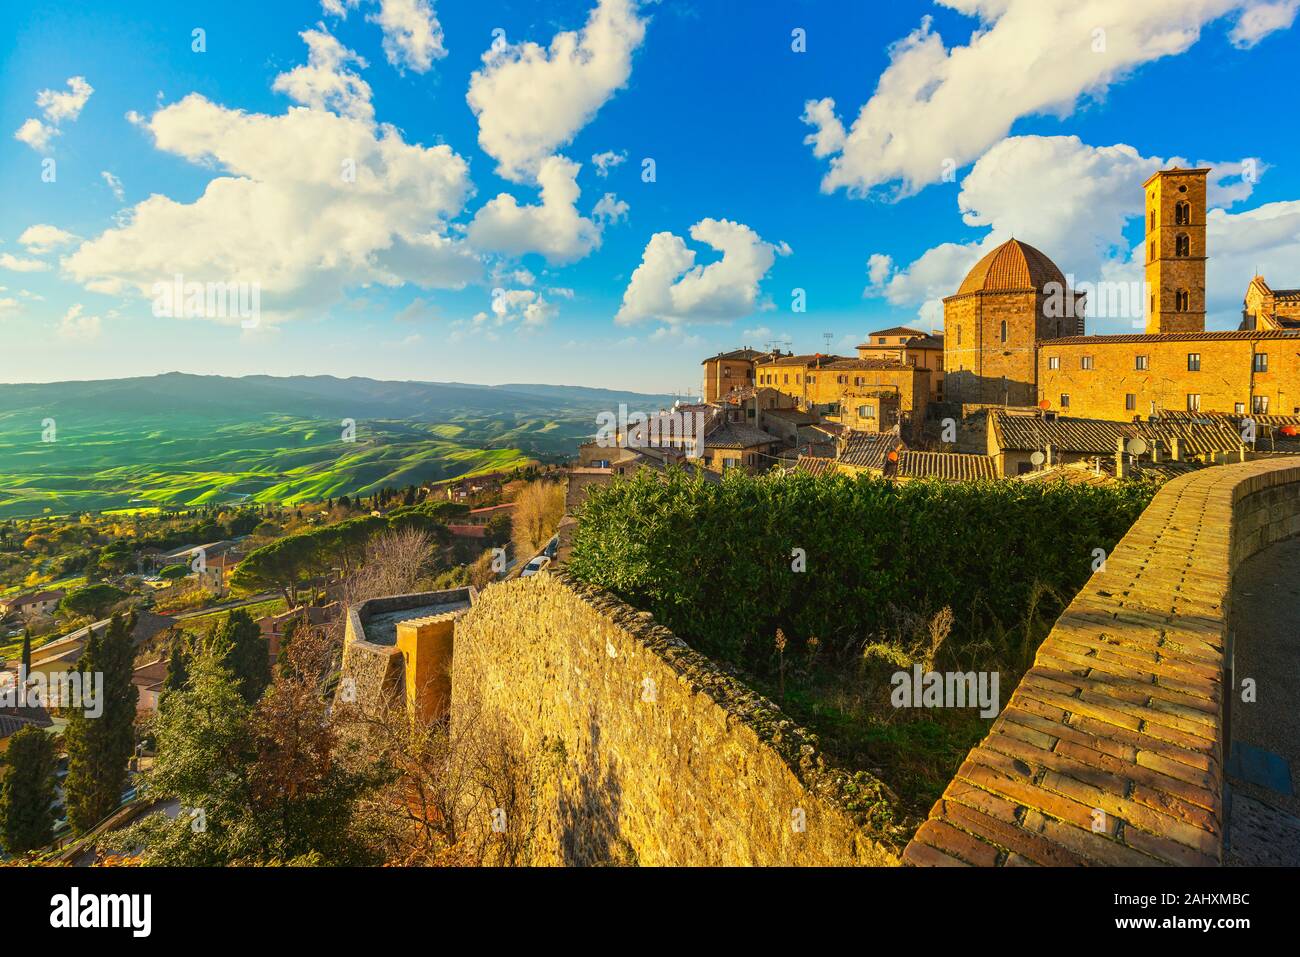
{"left": 1149, "top": 209, "right": 1155, "bottom": 229}
{"left": 1187, "top": 353, "right": 1201, "bottom": 372}
{"left": 957, "top": 327, "right": 961, "bottom": 345}
{"left": 1254, "top": 353, "right": 1268, "bottom": 373}
{"left": 1149, "top": 241, "right": 1155, "bottom": 262}
{"left": 783, "top": 374, "right": 789, "bottom": 384}
{"left": 808, "top": 375, "right": 816, "bottom": 383}
{"left": 1253, "top": 395, "right": 1269, "bottom": 414}
{"left": 854, "top": 376, "right": 863, "bottom": 386}
{"left": 1135, "top": 355, "right": 1149, "bottom": 371}
{"left": 1047, "top": 356, "right": 1059, "bottom": 370}
{"left": 1081, "top": 356, "right": 1093, "bottom": 370}
{"left": 1125, "top": 394, "right": 1136, "bottom": 411}
{"left": 1186, "top": 394, "right": 1201, "bottom": 412}
{"left": 1000, "top": 320, "right": 1007, "bottom": 343}
{"left": 1060, "top": 394, "right": 1070, "bottom": 408}
{"left": 1175, "top": 201, "right": 1190, "bottom": 225}
{"left": 1175, "top": 233, "right": 1190, "bottom": 257}
{"left": 1175, "top": 289, "right": 1190, "bottom": 312}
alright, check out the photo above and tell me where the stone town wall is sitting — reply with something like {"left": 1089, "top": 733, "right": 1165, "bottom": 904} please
{"left": 451, "top": 570, "right": 900, "bottom": 866}
{"left": 904, "top": 456, "right": 1300, "bottom": 866}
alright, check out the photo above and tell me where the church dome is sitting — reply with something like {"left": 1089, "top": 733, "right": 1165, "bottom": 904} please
{"left": 956, "top": 238, "right": 1066, "bottom": 296}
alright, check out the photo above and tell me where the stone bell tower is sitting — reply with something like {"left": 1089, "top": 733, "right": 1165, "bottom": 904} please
{"left": 1144, "top": 168, "right": 1208, "bottom": 334}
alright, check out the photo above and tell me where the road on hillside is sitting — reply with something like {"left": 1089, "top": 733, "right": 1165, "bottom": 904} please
{"left": 169, "top": 592, "right": 278, "bottom": 620}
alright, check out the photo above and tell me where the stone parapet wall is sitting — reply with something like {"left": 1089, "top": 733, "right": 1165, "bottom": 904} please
{"left": 904, "top": 456, "right": 1300, "bottom": 866}
{"left": 451, "top": 571, "right": 899, "bottom": 866}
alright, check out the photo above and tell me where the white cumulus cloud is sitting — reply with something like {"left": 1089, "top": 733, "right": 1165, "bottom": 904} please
{"left": 592, "top": 192, "right": 629, "bottom": 225}
{"left": 272, "top": 27, "right": 375, "bottom": 120}
{"left": 0, "top": 253, "right": 51, "bottom": 273}
{"left": 615, "top": 219, "right": 790, "bottom": 327}
{"left": 64, "top": 33, "right": 479, "bottom": 324}
{"left": 871, "top": 134, "right": 1284, "bottom": 332}
{"left": 19, "top": 224, "right": 79, "bottom": 254}
{"left": 13, "top": 76, "right": 94, "bottom": 153}
{"left": 467, "top": 0, "right": 647, "bottom": 183}
{"left": 802, "top": 1, "right": 1297, "bottom": 199}
{"left": 321, "top": 0, "right": 447, "bottom": 73}
{"left": 468, "top": 155, "right": 603, "bottom": 264}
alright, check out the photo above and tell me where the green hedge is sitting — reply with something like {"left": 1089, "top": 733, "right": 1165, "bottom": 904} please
{"left": 566, "top": 468, "right": 1156, "bottom": 666}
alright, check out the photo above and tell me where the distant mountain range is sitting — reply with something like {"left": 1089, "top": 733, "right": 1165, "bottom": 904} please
{"left": 0, "top": 373, "right": 694, "bottom": 518}
{"left": 0, "top": 372, "right": 687, "bottom": 421}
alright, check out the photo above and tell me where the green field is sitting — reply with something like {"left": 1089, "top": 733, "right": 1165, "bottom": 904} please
{"left": 0, "top": 373, "right": 676, "bottom": 519}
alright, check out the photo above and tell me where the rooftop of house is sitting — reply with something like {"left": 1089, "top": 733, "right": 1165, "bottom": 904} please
{"left": 159, "top": 540, "right": 237, "bottom": 561}
{"left": 866, "top": 325, "right": 927, "bottom": 338}
{"left": 1044, "top": 329, "right": 1300, "bottom": 345}
{"left": 990, "top": 409, "right": 1245, "bottom": 457}
{"left": 2, "top": 589, "right": 65, "bottom": 608}
{"left": 820, "top": 357, "right": 919, "bottom": 372}
{"left": 793, "top": 455, "right": 841, "bottom": 477}
{"left": 839, "top": 429, "right": 902, "bottom": 470}
{"left": 703, "top": 421, "right": 780, "bottom": 450}
{"left": 897, "top": 450, "right": 999, "bottom": 481}
{"left": 29, "top": 610, "right": 176, "bottom": 669}
{"left": 701, "top": 347, "right": 774, "bottom": 364}
{"left": 754, "top": 353, "right": 849, "bottom": 368}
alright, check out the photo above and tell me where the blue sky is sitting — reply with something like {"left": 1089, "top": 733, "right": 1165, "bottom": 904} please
{"left": 2, "top": 0, "right": 1299, "bottom": 394}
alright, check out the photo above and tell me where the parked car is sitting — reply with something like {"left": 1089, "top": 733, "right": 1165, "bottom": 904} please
{"left": 520, "top": 556, "right": 551, "bottom": 578}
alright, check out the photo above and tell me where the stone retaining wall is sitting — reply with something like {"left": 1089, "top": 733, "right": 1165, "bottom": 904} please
{"left": 451, "top": 570, "right": 900, "bottom": 866}
{"left": 903, "top": 456, "right": 1300, "bottom": 866}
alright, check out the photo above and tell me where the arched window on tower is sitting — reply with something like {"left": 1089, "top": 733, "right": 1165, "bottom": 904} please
{"left": 1175, "top": 289, "right": 1190, "bottom": 312}
{"left": 1000, "top": 319, "right": 1007, "bottom": 343}
{"left": 1175, "top": 233, "right": 1190, "bottom": 257}
{"left": 1149, "top": 209, "right": 1155, "bottom": 229}
{"left": 1175, "top": 201, "right": 1190, "bottom": 225}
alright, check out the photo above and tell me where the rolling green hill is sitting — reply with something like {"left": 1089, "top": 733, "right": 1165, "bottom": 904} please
{"left": 0, "top": 373, "right": 683, "bottom": 518}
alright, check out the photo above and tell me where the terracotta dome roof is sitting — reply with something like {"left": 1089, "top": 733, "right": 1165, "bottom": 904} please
{"left": 956, "top": 238, "right": 1066, "bottom": 296}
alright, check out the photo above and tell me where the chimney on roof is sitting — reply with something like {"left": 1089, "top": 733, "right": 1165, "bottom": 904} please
{"left": 1115, "top": 436, "right": 1127, "bottom": 479}
{"left": 1170, "top": 437, "right": 1182, "bottom": 461}
{"left": 1045, "top": 444, "right": 1054, "bottom": 467}
{"left": 1151, "top": 442, "right": 1160, "bottom": 464}
{"left": 1240, "top": 444, "right": 1249, "bottom": 462}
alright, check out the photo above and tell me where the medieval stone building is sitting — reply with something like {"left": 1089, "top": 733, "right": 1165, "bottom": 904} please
{"left": 942, "top": 238, "right": 1085, "bottom": 406}
{"left": 942, "top": 166, "right": 1300, "bottom": 420}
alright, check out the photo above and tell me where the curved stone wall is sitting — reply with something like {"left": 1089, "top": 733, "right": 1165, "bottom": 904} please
{"left": 451, "top": 571, "right": 900, "bottom": 866}
{"left": 904, "top": 456, "right": 1300, "bottom": 866}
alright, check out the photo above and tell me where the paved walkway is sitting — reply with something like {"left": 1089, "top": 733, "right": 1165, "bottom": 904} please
{"left": 902, "top": 457, "right": 1300, "bottom": 866}
{"left": 1225, "top": 536, "right": 1300, "bottom": 865}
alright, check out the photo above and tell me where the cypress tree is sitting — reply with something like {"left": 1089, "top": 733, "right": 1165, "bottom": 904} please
{"left": 211, "top": 610, "right": 271, "bottom": 705}
{"left": 0, "top": 726, "right": 58, "bottom": 853}
{"left": 63, "top": 614, "right": 139, "bottom": 833}
{"left": 162, "top": 633, "right": 190, "bottom": 700}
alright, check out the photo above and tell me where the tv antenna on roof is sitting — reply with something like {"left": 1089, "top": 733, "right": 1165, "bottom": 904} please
{"left": 823, "top": 332, "right": 834, "bottom": 351}
{"left": 765, "top": 337, "right": 793, "bottom": 354}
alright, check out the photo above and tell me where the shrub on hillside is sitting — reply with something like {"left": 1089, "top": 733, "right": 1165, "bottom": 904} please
{"left": 566, "top": 468, "right": 1155, "bottom": 667}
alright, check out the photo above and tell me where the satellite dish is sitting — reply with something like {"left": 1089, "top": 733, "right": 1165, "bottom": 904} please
{"left": 1038, "top": 399, "right": 1051, "bottom": 409}
{"left": 1126, "top": 437, "right": 1148, "bottom": 456}
{"left": 1030, "top": 451, "right": 1045, "bottom": 466}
